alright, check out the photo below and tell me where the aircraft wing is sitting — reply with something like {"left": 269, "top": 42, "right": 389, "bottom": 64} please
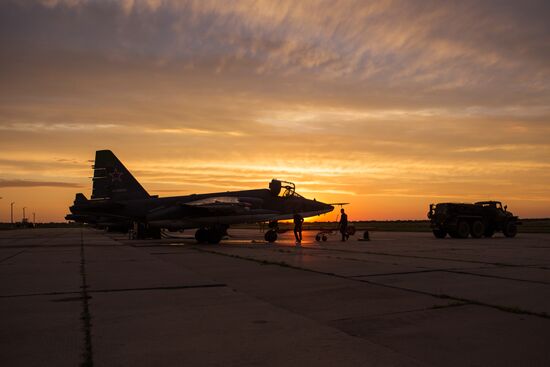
{"left": 181, "top": 196, "right": 263, "bottom": 214}
{"left": 147, "top": 196, "right": 266, "bottom": 220}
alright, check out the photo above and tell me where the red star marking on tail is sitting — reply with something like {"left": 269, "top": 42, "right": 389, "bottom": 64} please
{"left": 109, "top": 168, "right": 124, "bottom": 182}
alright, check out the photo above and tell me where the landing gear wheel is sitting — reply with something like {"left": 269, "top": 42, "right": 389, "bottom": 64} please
{"left": 346, "top": 225, "right": 356, "bottom": 236}
{"left": 195, "top": 228, "right": 208, "bottom": 243}
{"left": 315, "top": 234, "right": 321, "bottom": 242}
{"left": 470, "top": 221, "right": 484, "bottom": 238}
{"left": 207, "top": 231, "right": 223, "bottom": 244}
{"left": 321, "top": 235, "right": 327, "bottom": 241}
{"left": 484, "top": 228, "right": 495, "bottom": 238}
{"left": 456, "top": 221, "right": 470, "bottom": 239}
{"left": 503, "top": 221, "right": 517, "bottom": 238}
{"left": 265, "top": 230, "right": 277, "bottom": 243}
{"left": 432, "top": 229, "right": 447, "bottom": 239}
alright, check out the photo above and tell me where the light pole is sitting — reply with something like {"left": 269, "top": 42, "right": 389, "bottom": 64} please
{"left": 10, "top": 202, "right": 15, "bottom": 225}
{"left": 23, "top": 207, "right": 27, "bottom": 222}
{"left": 33, "top": 212, "right": 36, "bottom": 224}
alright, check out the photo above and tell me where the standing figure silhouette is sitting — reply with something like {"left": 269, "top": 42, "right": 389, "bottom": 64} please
{"left": 339, "top": 208, "right": 349, "bottom": 242}
{"left": 293, "top": 212, "right": 304, "bottom": 245}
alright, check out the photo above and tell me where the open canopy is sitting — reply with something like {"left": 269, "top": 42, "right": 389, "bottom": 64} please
{"left": 269, "top": 179, "right": 304, "bottom": 198}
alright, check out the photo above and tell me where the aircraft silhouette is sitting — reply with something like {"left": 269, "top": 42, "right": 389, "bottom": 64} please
{"left": 66, "top": 150, "right": 334, "bottom": 243}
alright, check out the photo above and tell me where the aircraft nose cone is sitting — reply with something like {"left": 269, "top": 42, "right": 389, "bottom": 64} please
{"left": 318, "top": 202, "right": 334, "bottom": 213}
{"left": 308, "top": 199, "right": 334, "bottom": 214}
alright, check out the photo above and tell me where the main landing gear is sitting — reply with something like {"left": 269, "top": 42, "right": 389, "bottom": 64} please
{"left": 195, "top": 225, "right": 228, "bottom": 244}
{"left": 130, "top": 222, "right": 162, "bottom": 240}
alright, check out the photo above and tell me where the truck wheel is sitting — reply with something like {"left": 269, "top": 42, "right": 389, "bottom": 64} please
{"left": 484, "top": 228, "right": 495, "bottom": 238}
{"left": 470, "top": 221, "right": 484, "bottom": 238}
{"left": 448, "top": 231, "right": 460, "bottom": 238}
{"left": 432, "top": 229, "right": 447, "bottom": 239}
{"left": 503, "top": 222, "right": 517, "bottom": 238}
{"left": 457, "top": 221, "right": 470, "bottom": 239}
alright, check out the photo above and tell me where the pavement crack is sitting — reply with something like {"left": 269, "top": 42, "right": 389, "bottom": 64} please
{"left": 79, "top": 228, "right": 94, "bottom": 367}
{"left": 332, "top": 302, "right": 470, "bottom": 322}
{"left": 89, "top": 284, "right": 227, "bottom": 294}
{"left": 194, "top": 247, "right": 550, "bottom": 320}
{"left": 290, "top": 245, "right": 528, "bottom": 267}
{"left": 350, "top": 269, "right": 448, "bottom": 277}
{"left": 442, "top": 269, "right": 550, "bottom": 285}
{"left": 0, "top": 250, "right": 26, "bottom": 263}
{"left": 0, "top": 290, "right": 81, "bottom": 299}
{"left": 215, "top": 242, "right": 523, "bottom": 268}
{"left": 52, "top": 296, "right": 89, "bottom": 303}
{"left": 0, "top": 284, "right": 227, "bottom": 299}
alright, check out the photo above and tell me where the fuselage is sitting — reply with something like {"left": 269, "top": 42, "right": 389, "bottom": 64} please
{"left": 69, "top": 188, "right": 334, "bottom": 230}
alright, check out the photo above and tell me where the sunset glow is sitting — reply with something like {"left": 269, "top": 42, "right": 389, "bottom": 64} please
{"left": 1, "top": 0, "right": 549, "bottom": 222}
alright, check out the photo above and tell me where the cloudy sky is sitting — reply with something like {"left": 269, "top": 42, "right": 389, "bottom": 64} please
{"left": 0, "top": 0, "right": 549, "bottom": 222}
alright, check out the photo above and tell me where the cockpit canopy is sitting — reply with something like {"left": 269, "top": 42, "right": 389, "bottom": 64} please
{"left": 269, "top": 179, "right": 304, "bottom": 198}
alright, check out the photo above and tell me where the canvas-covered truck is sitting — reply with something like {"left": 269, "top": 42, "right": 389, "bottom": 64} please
{"left": 427, "top": 201, "right": 521, "bottom": 239}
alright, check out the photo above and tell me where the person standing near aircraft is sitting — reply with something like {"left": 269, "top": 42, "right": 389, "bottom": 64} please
{"left": 339, "top": 208, "right": 349, "bottom": 241}
{"left": 293, "top": 211, "right": 304, "bottom": 245}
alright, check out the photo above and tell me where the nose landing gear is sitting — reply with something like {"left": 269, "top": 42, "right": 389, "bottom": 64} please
{"left": 264, "top": 230, "right": 278, "bottom": 242}
{"left": 264, "top": 220, "right": 279, "bottom": 243}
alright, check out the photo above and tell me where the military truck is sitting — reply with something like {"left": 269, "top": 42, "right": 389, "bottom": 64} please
{"left": 427, "top": 201, "right": 520, "bottom": 239}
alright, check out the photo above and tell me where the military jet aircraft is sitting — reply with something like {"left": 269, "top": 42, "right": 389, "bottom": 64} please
{"left": 66, "top": 150, "right": 334, "bottom": 243}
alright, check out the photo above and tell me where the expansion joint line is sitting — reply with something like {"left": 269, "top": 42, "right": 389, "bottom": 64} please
{"left": 193, "top": 247, "right": 550, "bottom": 320}
{"left": 79, "top": 227, "right": 94, "bottom": 367}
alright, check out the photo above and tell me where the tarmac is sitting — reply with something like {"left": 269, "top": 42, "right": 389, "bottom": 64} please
{"left": 1, "top": 227, "right": 549, "bottom": 366}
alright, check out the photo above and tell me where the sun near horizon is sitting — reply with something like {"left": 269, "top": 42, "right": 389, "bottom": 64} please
{"left": 1, "top": 1, "right": 549, "bottom": 222}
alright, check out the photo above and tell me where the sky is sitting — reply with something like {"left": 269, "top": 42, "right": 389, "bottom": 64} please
{"left": 0, "top": 0, "right": 549, "bottom": 222}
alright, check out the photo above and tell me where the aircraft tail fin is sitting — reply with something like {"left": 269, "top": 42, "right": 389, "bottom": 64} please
{"left": 91, "top": 150, "right": 150, "bottom": 201}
